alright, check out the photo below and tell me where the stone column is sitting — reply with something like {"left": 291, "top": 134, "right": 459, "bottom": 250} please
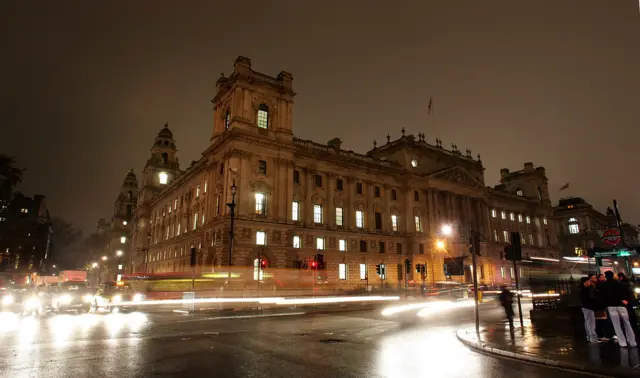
{"left": 326, "top": 173, "right": 335, "bottom": 227}
{"left": 427, "top": 189, "right": 436, "bottom": 236}
{"left": 305, "top": 168, "right": 314, "bottom": 226}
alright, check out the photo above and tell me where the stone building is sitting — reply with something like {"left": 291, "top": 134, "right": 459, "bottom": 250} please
{"left": 127, "top": 56, "right": 560, "bottom": 288}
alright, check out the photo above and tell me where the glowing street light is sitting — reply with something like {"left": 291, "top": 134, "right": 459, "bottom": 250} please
{"left": 435, "top": 240, "right": 446, "bottom": 250}
{"left": 116, "top": 250, "right": 123, "bottom": 257}
{"left": 441, "top": 224, "right": 452, "bottom": 236}
{"left": 122, "top": 220, "right": 128, "bottom": 226}
{"left": 92, "top": 262, "right": 98, "bottom": 268}
{"left": 102, "top": 256, "right": 108, "bottom": 261}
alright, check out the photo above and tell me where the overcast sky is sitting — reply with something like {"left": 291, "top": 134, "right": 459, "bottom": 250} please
{"left": 2, "top": 0, "right": 639, "bottom": 233}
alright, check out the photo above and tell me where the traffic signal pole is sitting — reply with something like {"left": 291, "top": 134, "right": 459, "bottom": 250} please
{"left": 512, "top": 256, "right": 524, "bottom": 328}
{"left": 469, "top": 225, "right": 480, "bottom": 334}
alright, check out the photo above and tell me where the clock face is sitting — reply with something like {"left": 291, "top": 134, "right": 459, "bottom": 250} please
{"left": 158, "top": 172, "right": 168, "bottom": 184}
{"left": 411, "top": 159, "right": 418, "bottom": 168}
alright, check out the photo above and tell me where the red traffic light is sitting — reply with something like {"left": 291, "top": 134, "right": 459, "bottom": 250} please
{"left": 311, "top": 261, "right": 317, "bottom": 268}
{"left": 261, "top": 260, "right": 267, "bottom": 267}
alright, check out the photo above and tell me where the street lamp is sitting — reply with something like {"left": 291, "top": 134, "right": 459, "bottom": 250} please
{"left": 227, "top": 180, "right": 237, "bottom": 281}
{"left": 92, "top": 262, "right": 98, "bottom": 268}
{"left": 102, "top": 256, "right": 108, "bottom": 261}
{"left": 116, "top": 250, "right": 123, "bottom": 257}
{"left": 435, "top": 240, "right": 445, "bottom": 250}
{"left": 441, "top": 224, "right": 453, "bottom": 236}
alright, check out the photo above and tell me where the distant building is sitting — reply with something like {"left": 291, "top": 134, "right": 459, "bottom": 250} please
{"left": 553, "top": 197, "right": 639, "bottom": 257}
{"left": 0, "top": 193, "right": 53, "bottom": 273}
{"left": 117, "top": 56, "right": 561, "bottom": 287}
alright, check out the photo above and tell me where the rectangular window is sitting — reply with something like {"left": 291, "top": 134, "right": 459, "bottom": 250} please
{"left": 338, "top": 264, "right": 347, "bottom": 280}
{"left": 216, "top": 196, "right": 221, "bottom": 215}
{"left": 359, "top": 264, "right": 367, "bottom": 280}
{"left": 174, "top": 199, "right": 178, "bottom": 210}
{"left": 391, "top": 189, "right": 397, "bottom": 200}
{"left": 356, "top": 210, "right": 364, "bottom": 228}
{"left": 419, "top": 243, "right": 424, "bottom": 254}
{"left": 500, "top": 267, "right": 505, "bottom": 279}
{"left": 168, "top": 204, "right": 172, "bottom": 213}
{"left": 543, "top": 217, "right": 548, "bottom": 225}
{"left": 204, "top": 181, "right": 208, "bottom": 193}
{"left": 258, "top": 160, "right": 267, "bottom": 174}
{"left": 337, "top": 179, "right": 343, "bottom": 191}
{"left": 493, "top": 229, "right": 499, "bottom": 241}
{"left": 374, "top": 212, "right": 382, "bottom": 230}
{"left": 491, "top": 209, "right": 497, "bottom": 218}
{"left": 293, "top": 170, "right": 300, "bottom": 184}
{"left": 202, "top": 212, "right": 205, "bottom": 225}
{"left": 480, "top": 265, "right": 485, "bottom": 279}
{"left": 336, "top": 207, "right": 343, "bottom": 226}
{"left": 356, "top": 183, "right": 363, "bottom": 194}
{"left": 414, "top": 216, "right": 422, "bottom": 232}
{"left": 292, "top": 201, "right": 299, "bottom": 221}
{"left": 414, "top": 191, "right": 419, "bottom": 201}
{"left": 520, "top": 232, "right": 525, "bottom": 244}
{"left": 338, "top": 239, "right": 346, "bottom": 251}
{"left": 510, "top": 267, "right": 515, "bottom": 278}
{"left": 193, "top": 213, "right": 198, "bottom": 230}
{"left": 501, "top": 211, "right": 506, "bottom": 220}
{"left": 255, "top": 193, "right": 265, "bottom": 215}
{"left": 509, "top": 213, "right": 515, "bottom": 221}
{"left": 379, "top": 241, "right": 385, "bottom": 253}
{"left": 503, "top": 230, "right": 509, "bottom": 242}
{"left": 293, "top": 236, "right": 300, "bottom": 248}
{"left": 391, "top": 215, "right": 398, "bottom": 231}
{"left": 196, "top": 186, "right": 201, "bottom": 198}
{"left": 313, "top": 205, "right": 323, "bottom": 223}
{"left": 315, "top": 174, "right": 322, "bottom": 187}
{"left": 569, "top": 224, "right": 579, "bottom": 234}
{"left": 316, "top": 237, "right": 325, "bottom": 250}
{"left": 518, "top": 214, "right": 523, "bottom": 223}
{"left": 256, "top": 231, "right": 266, "bottom": 245}
{"left": 374, "top": 186, "right": 380, "bottom": 197}
{"left": 528, "top": 234, "right": 534, "bottom": 245}
{"left": 526, "top": 216, "right": 531, "bottom": 224}
{"left": 177, "top": 222, "right": 181, "bottom": 236}
{"left": 360, "top": 240, "right": 367, "bottom": 252}
{"left": 396, "top": 243, "right": 402, "bottom": 254}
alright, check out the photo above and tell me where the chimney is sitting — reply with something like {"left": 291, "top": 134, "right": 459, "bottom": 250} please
{"left": 327, "top": 138, "right": 342, "bottom": 152}
{"left": 500, "top": 168, "right": 510, "bottom": 179}
{"left": 233, "top": 56, "right": 252, "bottom": 76}
{"left": 524, "top": 162, "right": 534, "bottom": 172}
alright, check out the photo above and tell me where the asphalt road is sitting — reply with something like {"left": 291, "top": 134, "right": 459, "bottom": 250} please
{"left": 0, "top": 300, "right": 595, "bottom": 378}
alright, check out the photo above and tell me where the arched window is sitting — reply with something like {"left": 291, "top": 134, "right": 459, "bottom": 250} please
{"left": 568, "top": 217, "right": 580, "bottom": 234}
{"left": 516, "top": 188, "right": 523, "bottom": 196}
{"left": 225, "top": 109, "right": 231, "bottom": 130}
{"left": 257, "top": 104, "right": 269, "bottom": 129}
{"left": 127, "top": 190, "right": 133, "bottom": 201}
{"left": 161, "top": 152, "right": 168, "bottom": 165}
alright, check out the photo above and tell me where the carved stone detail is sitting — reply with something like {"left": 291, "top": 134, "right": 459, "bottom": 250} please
{"left": 434, "top": 167, "right": 482, "bottom": 188}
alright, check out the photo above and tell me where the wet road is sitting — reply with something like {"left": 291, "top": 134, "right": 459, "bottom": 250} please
{"left": 0, "top": 301, "right": 594, "bottom": 377}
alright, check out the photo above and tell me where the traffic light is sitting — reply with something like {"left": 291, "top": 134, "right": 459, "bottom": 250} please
{"left": 420, "top": 264, "right": 426, "bottom": 276}
{"left": 310, "top": 261, "right": 317, "bottom": 269}
{"left": 260, "top": 259, "right": 267, "bottom": 269}
{"left": 416, "top": 264, "right": 420, "bottom": 273}
{"left": 405, "top": 259, "right": 411, "bottom": 274}
{"left": 376, "top": 264, "right": 381, "bottom": 275}
{"left": 190, "top": 247, "right": 197, "bottom": 267}
{"left": 317, "top": 254, "right": 325, "bottom": 270}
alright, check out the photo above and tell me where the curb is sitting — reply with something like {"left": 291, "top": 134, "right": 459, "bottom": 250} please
{"left": 456, "top": 330, "right": 638, "bottom": 378}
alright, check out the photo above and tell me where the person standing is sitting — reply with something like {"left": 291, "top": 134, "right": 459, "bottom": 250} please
{"left": 499, "top": 285, "right": 515, "bottom": 330}
{"left": 580, "top": 276, "right": 600, "bottom": 343}
{"left": 618, "top": 272, "right": 638, "bottom": 337}
{"left": 602, "top": 271, "right": 637, "bottom": 348}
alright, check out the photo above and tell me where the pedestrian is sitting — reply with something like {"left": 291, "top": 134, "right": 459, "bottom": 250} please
{"left": 617, "top": 272, "right": 638, "bottom": 337}
{"left": 601, "top": 271, "right": 637, "bottom": 348}
{"left": 594, "top": 273, "right": 613, "bottom": 341}
{"left": 580, "top": 276, "right": 600, "bottom": 343}
{"left": 499, "top": 285, "right": 515, "bottom": 330}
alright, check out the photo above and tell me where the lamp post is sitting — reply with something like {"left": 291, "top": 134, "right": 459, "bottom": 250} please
{"left": 99, "top": 256, "right": 107, "bottom": 285}
{"left": 226, "top": 180, "right": 237, "bottom": 282}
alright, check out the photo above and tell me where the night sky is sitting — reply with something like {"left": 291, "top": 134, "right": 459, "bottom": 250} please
{"left": 2, "top": 1, "right": 639, "bottom": 234}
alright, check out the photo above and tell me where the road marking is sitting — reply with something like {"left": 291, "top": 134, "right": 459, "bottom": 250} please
{"left": 176, "top": 311, "right": 306, "bottom": 323}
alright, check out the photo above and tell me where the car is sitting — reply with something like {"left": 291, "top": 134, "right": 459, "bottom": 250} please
{"left": 0, "top": 287, "right": 23, "bottom": 313}
{"left": 20, "top": 286, "right": 51, "bottom": 316}
{"left": 91, "top": 282, "right": 143, "bottom": 313}
{"left": 51, "top": 281, "right": 94, "bottom": 314}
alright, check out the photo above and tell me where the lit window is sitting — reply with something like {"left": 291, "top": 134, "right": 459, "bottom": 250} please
{"left": 255, "top": 193, "right": 265, "bottom": 215}
{"left": 568, "top": 217, "right": 580, "bottom": 234}
{"left": 543, "top": 217, "right": 547, "bottom": 225}
{"left": 411, "top": 159, "right": 418, "bottom": 167}
{"left": 509, "top": 213, "right": 515, "bottom": 221}
{"left": 225, "top": 109, "right": 231, "bottom": 129}
{"left": 257, "top": 104, "right": 269, "bottom": 129}
{"left": 256, "top": 231, "right": 266, "bottom": 245}
{"left": 414, "top": 216, "right": 422, "bottom": 232}
{"left": 204, "top": 181, "right": 208, "bottom": 193}
{"left": 168, "top": 204, "right": 172, "bottom": 214}
{"left": 516, "top": 189, "right": 523, "bottom": 197}
{"left": 500, "top": 267, "right": 505, "bottom": 279}
{"left": 510, "top": 268, "right": 515, "bottom": 278}
{"left": 339, "top": 264, "right": 347, "bottom": 280}
{"left": 177, "top": 222, "right": 181, "bottom": 235}
{"left": 159, "top": 172, "right": 168, "bottom": 185}
{"left": 174, "top": 199, "right": 177, "bottom": 210}
{"left": 120, "top": 236, "right": 126, "bottom": 244}
{"left": 391, "top": 215, "right": 398, "bottom": 231}
{"left": 293, "top": 236, "right": 300, "bottom": 248}
{"left": 356, "top": 210, "right": 364, "bottom": 228}
{"left": 518, "top": 214, "right": 523, "bottom": 223}
{"left": 528, "top": 234, "right": 533, "bottom": 245}
{"left": 503, "top": 230, "right": 509, "bottom": 243}
{"left": 493, "top": 229, "right": 498, "bottom": 241}
{"left": 313, "top": 205, "right": 323, "bottom": 223}
{"left": 196, "top": 186, "right": 200, "bottom": 198}
{"left": 193, "top": 213, "right": 198, "bottom": 230}
{"left": 339, "top": 239, "right": 346, "bottom": 251}
{"left": 501, "top": 211, "right": 506, "bottom": 220}
{"left": 292, "top": 201, "right": 299, "bottom": 221}
{"left": 359, "top": 264, "right": 367, "bottom": 280}
{"left": 526, "top": 216, "right": 531, "bottom": 224}
{"left": 316, "top": 237, "right": 325, "bottom": 250}
{"left": 520, "top": 232, "right": 525, "bottom": 244}
{"left": 491, "top": 209, "right": 497, "bottom": 218}
{"left": 201, "top": 213, "right": 205, "bottom": 225}
{"left": 336, "top": 207, "right": 343, "bottom": 226}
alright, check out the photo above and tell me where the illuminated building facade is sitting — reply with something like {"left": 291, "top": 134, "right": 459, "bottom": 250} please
{"left": 127, "top": 57, "right": 561, "bottom": 287}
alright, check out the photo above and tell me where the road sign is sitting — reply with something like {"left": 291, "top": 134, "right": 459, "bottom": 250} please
{"left": 602, "top": 228, "right": 621, "bottom": 246}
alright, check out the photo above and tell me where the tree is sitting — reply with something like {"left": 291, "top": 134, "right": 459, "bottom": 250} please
{"left": 0, "top": 154, "right": 25, "bottom": 202}
{"left": 50, "top": 217, "right": 84, "bottom": 269}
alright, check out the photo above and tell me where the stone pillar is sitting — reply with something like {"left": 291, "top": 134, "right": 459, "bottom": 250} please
{"left": 305, "top": 168, "right": 314, "bottom": 226}
{"left": 346, "top": 177, "right": 354, "bottom": 230}
{"left": 285, "top": 160, "right": 295, "bottom": 222}
{"left": 427, "top": 189, "right": 436, "bottom": 236}
{"left": 326, "top": 173, "right": 335, "bottom": 227}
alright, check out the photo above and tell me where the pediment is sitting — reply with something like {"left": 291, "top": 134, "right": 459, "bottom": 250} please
{"left": 429, "top": 166, "right": 483, "bottom": 188}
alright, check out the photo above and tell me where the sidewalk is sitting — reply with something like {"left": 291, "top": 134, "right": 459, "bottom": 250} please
{"left": 457, "top": 321, "right": 640, "bottom": 378}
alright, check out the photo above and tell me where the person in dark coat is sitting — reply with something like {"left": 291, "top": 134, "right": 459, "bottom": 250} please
{"left": 499, "top": 285, "right": 514, "bottom": 330}
{"left": 601, "top": 271, "right": 637, "bottom": 348}
{"left": 618, "top": 272, "right": 638, "bottom": 337}
{"left": 580, "top": 276, "right": 600, "bottom": 342}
